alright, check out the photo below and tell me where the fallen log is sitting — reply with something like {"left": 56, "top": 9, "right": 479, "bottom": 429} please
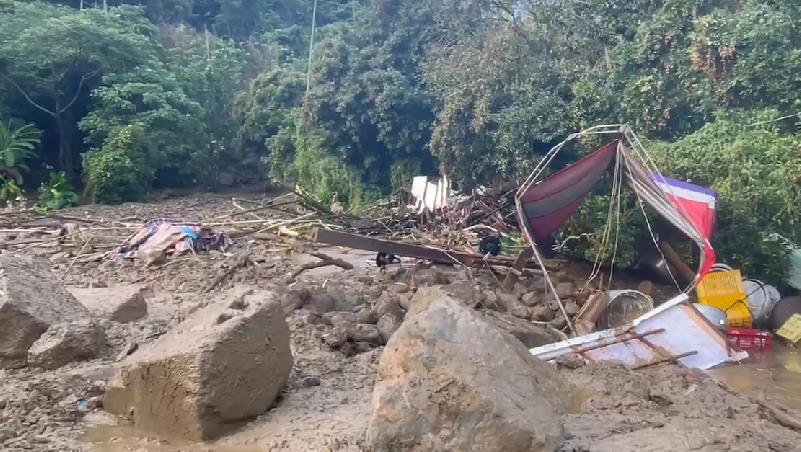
{"left": 289, "top": 252, "right": 353, "bottom": 280}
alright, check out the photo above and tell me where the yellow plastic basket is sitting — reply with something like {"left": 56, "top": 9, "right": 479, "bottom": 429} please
{"left": 697, "top": 270, "right": 752, "bottom": 328}
{"left": 777, "top": 314, "right": 801, "bottom": 344}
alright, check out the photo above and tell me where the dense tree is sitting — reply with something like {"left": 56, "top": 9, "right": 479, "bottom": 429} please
{"left": 2, "top": 0, "right": 801, "bottom": 282}
{"left": 0, "top": 3, "right": 163, "bottom": 178}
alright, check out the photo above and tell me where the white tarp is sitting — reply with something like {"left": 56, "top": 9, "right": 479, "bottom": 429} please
{"left": 530, "top": 294, "right": 748, "bottom": 370}
{"left": 410, "top": 175, "right": 450, "bottom": 213}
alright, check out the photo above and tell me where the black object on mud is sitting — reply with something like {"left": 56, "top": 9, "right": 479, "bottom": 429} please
{"left": 479, "top": 236, "right": 502, "bottom": 256}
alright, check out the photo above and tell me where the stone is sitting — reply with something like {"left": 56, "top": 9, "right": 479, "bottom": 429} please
{"left": 346, "top": 324, "right": 382, "bottom": 345}
{"left": 521, "top": 292, "right": 540, "bottom": 307}
{"left": 324, "top": 311, "right": 357, "bottom": 329}
{"left": 28, "top": 320, "right": 106, "bottom": 370}
{"left": 67, "top": 286, "right": 147, "bottom": 323}
{"left": 549, "top": 314, "right": 567, "bottom": 330}
{"left": 354, "top": 342, "right": 374, "bottom": 353}
{"left": 529, "top": 305, "right": 552, "bottom": 321}
{"left": 374, "top": 294, "right": 404, "bottom": 321}
{"left": 485, "top": 312, "right": 560, "bottom": 348}
{"left": 326, "top": 286, "right": 364, "bottom": 312}
{"left": 497, "top": 292, "right": 519, "bottom": 312}
{"left": 104, "top": 288, "right": 292, "bottom": 441}
{"left": 356, "top": 307, "right": 379, "bottom": 325}
{"left": 367, "top": 288, "right": 567, "bottom": 452}
{"left": 397, "top": 293, "right": 412, "bottom": 311}
{"left": 376, "top": 314, "right": 400, "bottom": 344}
{"left": 385, "top": 283, "right": 410, "bottom": 294}
{"left": 554, "top": 282, "right": 575, "bottom": 299}
{"left": 0, "top": 254, "right": 90, "bottom": 368}
{"left": 443, "top": 281, "right": 479, "bottom": 303}
{"left": 323, "top": 326, "right": 347, "bottom": 348}
{"left": 574, "top": 289, "right": 591, "bottom": 306}
{"left": 483, "top": 290, "right": 499, "bottom": 306}
{"left": 301, "top": 376, "right": 321, "bottom": 388}
{"left": 510, "top": 304, "right": 531, "bottom": 320}
{"left": 555, "top": 354, "right": 586, "bottom": 370}
{"left": 564, "top": 299, "right": 579, "bottom": 316}
{"left": 304, "top": 291, "right": 336, "bottom": 315}
{"left": 512, "top": 282, "right": 530, "bottom": 298}
{"left": 281, "top": 288, "right": 310, "bottom": 313}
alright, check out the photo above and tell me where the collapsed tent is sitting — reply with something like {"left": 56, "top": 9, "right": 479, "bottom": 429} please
{"left": 118, "top": 218, "right": 230, "bottom": 259}
{"left": 515, "top": 125, "right": 717, "bottom": 328}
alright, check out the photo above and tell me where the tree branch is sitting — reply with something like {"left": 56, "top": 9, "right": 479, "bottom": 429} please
{"left": 0, "top": 73, "right": 55, "bottom": 117}
{"left": 58, "top": 69, "right": 100, "bottom": 115}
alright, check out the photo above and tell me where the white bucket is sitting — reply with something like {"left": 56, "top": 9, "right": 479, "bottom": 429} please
{"left": 743, "top": 279, "right": 781, "bottom": 324}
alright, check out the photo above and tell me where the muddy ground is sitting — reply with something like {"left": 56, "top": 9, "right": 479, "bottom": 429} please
{"left": 2, "top": 191, "right": 801, "bottom": 451}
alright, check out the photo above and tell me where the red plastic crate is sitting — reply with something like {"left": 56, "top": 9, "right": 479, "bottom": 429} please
{"left": 727, "top": 327, "right": 772, "bottom": 351}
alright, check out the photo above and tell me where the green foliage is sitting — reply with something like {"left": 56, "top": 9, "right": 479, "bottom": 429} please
{"left": 651, "top": 109, "right": 801, "bottom": 281}
{"left": 0, "top": 0, "right": 13, "bottom": 14}
{"left": 82, "top": 125, "right": 152, "bottom": 203}
{"left": 35, "top": 171, "right": 78, "bottom": 211}
{"left": 236, "top": 67, "right": 305, "bottom": 178}
{"left": 0, "top": 120, "right": 40, "bottom": 181}
{"left": 0, "top": 177, "right": 22, "bottom": 207}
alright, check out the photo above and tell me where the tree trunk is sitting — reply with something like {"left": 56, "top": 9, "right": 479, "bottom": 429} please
{"left": 54, "top": 108, "right": 74, "bottom": 180}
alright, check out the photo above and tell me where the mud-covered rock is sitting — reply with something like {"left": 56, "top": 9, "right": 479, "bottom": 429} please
{"left": 356, "top": 307, "right": 379, "bottom": 325}
{"left": 323, "top": 326, "right": 347, "bottom": 348}
{"left": 28, "top": 320, "right": 106, "bottom": 370}
{"left": 367, "top": 288, "right": 567, "bottom": 451}
{"left": 324, "top": 311, "right": 357, "bottom": 329}
{"left": 67, "top": 286, "right": 147, "bottom": 323}
{"left": 0, "top": 254, "right": 91, "bottom": 368}
{"left": 374, "top": 294, "right": 404, "bottom": 321}
{"left": 554, "top": 282, "right": 575, "bottom": 299}
{"left": 376, "top": 314, "right": 400, "bottom": 344}
{"left": 347, "top": 324, "right": 382, "bottom": 345}
{"left": 104, "top": 287, "right": 292, "bottom": 441}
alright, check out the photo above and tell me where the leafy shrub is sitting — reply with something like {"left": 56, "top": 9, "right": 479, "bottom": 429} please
{"left": 651, "top": 109, "right": 801, "bottom": 283}
{"left": 35, "top": 171, "right": 78, "bottom": 211}
{"left": 0, "top": 120, "right": 40, "bottom": 183}
{"left": 83, "top": 125, "right": 151, "bottom": 203}
{"left": 0, "top": 177, "right": 23, "bottom": 207}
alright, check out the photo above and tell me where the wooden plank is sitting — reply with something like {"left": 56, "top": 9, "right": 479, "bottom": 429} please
{"left": 311, "top": 228, "right": 546, "bottom": 269}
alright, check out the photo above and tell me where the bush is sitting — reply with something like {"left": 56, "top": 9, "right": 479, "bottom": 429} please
{"left": 651, "top": 109, "right": 801, "bottom": 283}
{"left": 35, "top": 171, "right": 78, "bottom": 211}
{"left": 83, "top": 125, "right": 152, "bottom": 203}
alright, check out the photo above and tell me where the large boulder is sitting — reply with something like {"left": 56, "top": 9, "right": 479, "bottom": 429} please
{"left": 28, "top": 320, "right": 106, "bottom": 369}
{"left": 67, "top": 286, "right": 148, "bottom": 323}
{"left": 0, "top": 254, "right": 90, "bottom": 368}
{"left": 367, "top": 288, "right": 567, "bottom": 452}
{"left": 104, "top": 288, "right": 292, "bottom": 441}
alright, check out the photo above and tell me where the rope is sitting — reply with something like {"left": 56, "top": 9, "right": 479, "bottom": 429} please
{"left": 625, "top": 162, "right": 683, "bottom": 292}
{"left": 606, "top": 145, "right": 625, "bottom": 290}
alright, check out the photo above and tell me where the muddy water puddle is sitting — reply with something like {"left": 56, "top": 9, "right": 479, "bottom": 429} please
{"left": 81, "top": 423, "right": 260, "bottom": 452}
{"left": 709, "top": 345, "right": 801, "bottom": 412}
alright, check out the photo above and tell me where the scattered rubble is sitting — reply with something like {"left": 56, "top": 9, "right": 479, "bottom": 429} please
{"left": 0, "top": 192, "right": 800, "bottom": 451}
{"left": 367, "top": 288, "right": 567, "bottom": 452}
{"left": 104, "top": 287, "right": 292, "bottom": 441}
{"left": 0, "top": 254, "right": 91, "bottom": 369}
